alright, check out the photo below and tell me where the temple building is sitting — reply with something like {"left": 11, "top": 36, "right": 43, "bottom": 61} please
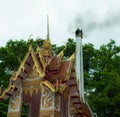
{"left": 0, "top": 19, "right": 93, "bottom": 117}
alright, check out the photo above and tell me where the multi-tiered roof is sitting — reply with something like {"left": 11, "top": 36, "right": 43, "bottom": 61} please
{"left": 0, "top": 19, "right": 92, "bottom": 116}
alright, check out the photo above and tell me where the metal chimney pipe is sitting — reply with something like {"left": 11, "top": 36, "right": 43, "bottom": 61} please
{"left": 75, "top": 28, "right": 84, "bottom": 102}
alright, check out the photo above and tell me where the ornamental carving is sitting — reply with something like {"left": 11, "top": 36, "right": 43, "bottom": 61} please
{"left": 8, "top": 89, "right": 22, "bottom": 112}
{"left": 27, "top": 67, "right": 39, "bottom": 79}
{"left": 41, "top": 86, "right": 54, "bottom": 110}
{"left": 9, "top": 91, "right": 20, "bottom": 110}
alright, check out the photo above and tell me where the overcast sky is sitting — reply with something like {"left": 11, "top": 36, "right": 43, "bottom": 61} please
{"left": 0, "top": 0, "right": 120, "bottom": 48}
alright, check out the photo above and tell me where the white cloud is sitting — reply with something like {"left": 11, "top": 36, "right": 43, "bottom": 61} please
{"left": 0, "top": 0, "right": 120, "bottom": 47}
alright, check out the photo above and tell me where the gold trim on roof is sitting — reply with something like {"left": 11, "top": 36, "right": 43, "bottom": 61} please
{"left": 40, "top": 80, "right": 55, "bottom": 92}
{"left": 29, "top": 45, "right": 33, "bottom": 52}
{"left": 40, "top": 80, "right": 68, "bottom": 94}
{"left": 67, "top": 53, "right": 75, "bottom": 61}
{"left": 12, "top": 45, "right": 45, "bottom": 82}
{"left": 36, "top": 46, "right": 47, "bottom": 71}
{"left": 12, "top": 52, "right": 30, "bottom": 81}
{"left": 66, "top": 61, "right": 72, "bottom": 80}
{"left": 0, "top": 85, "right": 14, "bottom": 99}
{"left": 30, "top": 46, "right": 45, "bottom": 78}
{"left": 65, "top": 53, "right": 75, "bottom": 80}
{"left": 57, "top": 46, "right": 67, "bottom": 58}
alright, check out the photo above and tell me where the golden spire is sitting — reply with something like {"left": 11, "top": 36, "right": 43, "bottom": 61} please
{"left": 41, "top": 15, "right": 53, "bottom": 56}
{"left": 47, "top": 15, "right": 50, "bottom": 39}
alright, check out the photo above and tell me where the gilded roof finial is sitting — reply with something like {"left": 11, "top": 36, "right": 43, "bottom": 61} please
{"left": 41, "top": 15, "right": 53, "bottom": 56}
{"left": 47, "top": 15, "right": 50, "bottom": 39}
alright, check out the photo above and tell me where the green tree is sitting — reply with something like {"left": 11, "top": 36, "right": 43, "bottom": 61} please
{"left": 88, "top": 40, "right": 120, "bottom": 117}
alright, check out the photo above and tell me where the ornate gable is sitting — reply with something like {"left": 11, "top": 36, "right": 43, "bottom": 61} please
{"left": 0, "top": 45, "right": 46, "bottom": 100}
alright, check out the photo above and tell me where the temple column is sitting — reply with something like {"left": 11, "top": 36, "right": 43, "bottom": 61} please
{"left": 29, "top": 91, "right": 41, "bottom": 117}
{"left": 28, "top": 100, "right": 32, "bottom": 117}
{"left": 39, "top": 85, "right": 61, "bottom": 117}
{"left": 7, "top": 88, "right": 22, "bottom": 117}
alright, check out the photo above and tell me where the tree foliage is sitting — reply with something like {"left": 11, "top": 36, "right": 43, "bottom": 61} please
{"left": 88, "top": 40, "right": 120, "bottom": 117}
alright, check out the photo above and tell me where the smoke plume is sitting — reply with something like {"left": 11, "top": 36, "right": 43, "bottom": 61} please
{"left": 68, "top": 11, "right": 120, "bottom": 37}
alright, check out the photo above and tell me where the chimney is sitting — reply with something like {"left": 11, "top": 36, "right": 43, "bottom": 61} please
{"left": 75, "top": 28, "right": 84, "bottom": 102}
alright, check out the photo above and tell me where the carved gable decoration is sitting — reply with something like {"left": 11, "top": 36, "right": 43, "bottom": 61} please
{"left": 26, "top": 66, "right": 39, "bottom": 79}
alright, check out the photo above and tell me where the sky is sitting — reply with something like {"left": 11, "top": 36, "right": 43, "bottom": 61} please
{"left": 0, "top": 0, "right": 120, "bottom": 48}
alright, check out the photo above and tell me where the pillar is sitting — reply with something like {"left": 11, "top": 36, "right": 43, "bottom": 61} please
{"left": 39, "top": 85, "right": 61, "bottom": 117}
{"left": 7, "top": 89, "right": 22, "bottom": 117}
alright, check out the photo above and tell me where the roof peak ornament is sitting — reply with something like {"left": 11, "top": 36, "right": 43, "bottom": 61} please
{"left": 41, "top": 15, "right": 53, "bottom": 57}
